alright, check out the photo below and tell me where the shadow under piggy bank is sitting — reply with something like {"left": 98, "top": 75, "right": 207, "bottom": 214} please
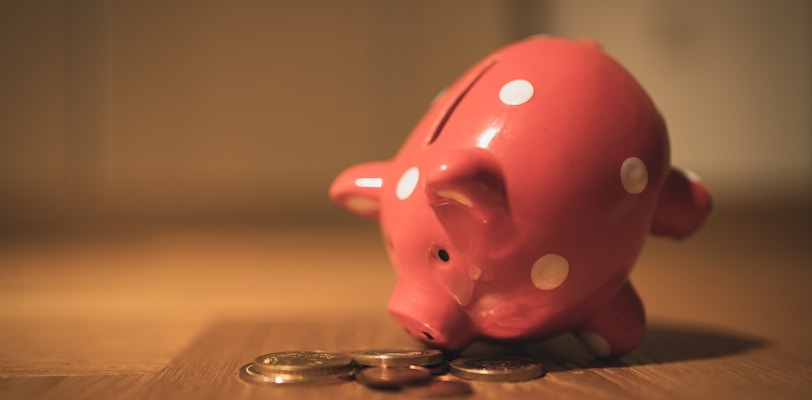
{"left": 459, "top": 320, "right": 768, "bottom": 373}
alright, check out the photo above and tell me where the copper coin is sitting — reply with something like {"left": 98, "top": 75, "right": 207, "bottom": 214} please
{"left": 355, "top": 365, "right": 432, "bottom": 389}
{"left": 449, "top": 356, "right": 544, "bottom": 382}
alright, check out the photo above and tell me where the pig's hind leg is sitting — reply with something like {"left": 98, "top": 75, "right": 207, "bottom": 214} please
{"left": 575, "top": 282, "right": 646, "bottom": 358}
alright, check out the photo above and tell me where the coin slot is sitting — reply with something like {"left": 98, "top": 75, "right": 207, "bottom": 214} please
{"left": 426, "top": 59, "right": 497, "bottom": 145}
{"left": 422, "top": 331, "right": 434, "bottom": 341}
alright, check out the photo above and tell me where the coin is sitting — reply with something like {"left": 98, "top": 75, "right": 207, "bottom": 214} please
{"left": 405, "top": 376, "right": 474, "bottom": 397}
{"left": 239, "top": 363, "right": 354, "bottom": 385}
{"left": 424, "top": 361, "right": 450, "bottom": 375}
{"left": 252, "top": 351, "right": 353, "bottom": 375}
{"left": 351, "top": 348, "right": 444, "bottom": 367}
{"left": 354, "top": 365, "right": 432, "bottom": 389}
{"left": 449, "top": 356, "right": 544, "bottom": 382}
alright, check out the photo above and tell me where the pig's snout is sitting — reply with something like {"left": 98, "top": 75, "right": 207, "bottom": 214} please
{"left": 388, "top": 281, "right": 477, "bottom": 352}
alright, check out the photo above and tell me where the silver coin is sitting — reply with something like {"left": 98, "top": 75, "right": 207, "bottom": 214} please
{"left": 351, "top": 348, "right": 444, "bottom": 367}
{"left": 405, "top": 376, "right": 474, "bottom": 397}
{"left": 449, "top": 356, "right": 544, "bottom": 382}
{"left": 239, "top": 363, "right": 355, "bottom": 385}
{"left": 253, "top": 351, "right": 353, "bottom": 375}
{"left": 354, "top": 365, "right": 432, "bottom": 389}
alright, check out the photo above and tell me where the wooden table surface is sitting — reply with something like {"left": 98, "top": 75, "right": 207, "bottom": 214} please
{"left": 1, "top": 206, "right": 810, "bottom": 399}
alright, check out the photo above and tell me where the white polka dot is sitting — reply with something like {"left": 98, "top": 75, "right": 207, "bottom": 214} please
{"left": 620, "top": 157, "right": 648, "bottom": 194}
{"left": 581, "top": 331, "right": 611, "bottom": 358}
{"left": 530, "top": 253, "right": 569, "bottom": 290}
{"left": 344, "top": 196, "right": 379, "bottom": 214}
{"left": 499, "top": 79, "right": 534, "bottom": 106}
{"left": 682, "top": 168, "right": 702, "bottom": 183}
{"left": 468, "top": 265, "right": 483, "bottom": 280}
{"left": 396, "top": 167, "right": 420, "bottom": 200}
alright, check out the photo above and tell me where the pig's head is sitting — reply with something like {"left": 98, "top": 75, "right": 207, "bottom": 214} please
{"left": 329, "top": 149, "right": 509, "bottom": 351}
{"left": 329, "top": 36, "right": 710, "bottom": 352}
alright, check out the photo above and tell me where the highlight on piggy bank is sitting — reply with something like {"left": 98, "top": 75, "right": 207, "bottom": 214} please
{"left": 329, "top": 36, "right": 711, "bottom": 357}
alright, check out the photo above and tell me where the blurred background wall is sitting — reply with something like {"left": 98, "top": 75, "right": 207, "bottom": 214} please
{"left": 1, "top": 0, "right": 810, "bottom": 227}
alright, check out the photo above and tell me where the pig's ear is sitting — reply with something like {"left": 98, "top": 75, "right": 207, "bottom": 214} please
{"left": 651, "top": 168, "right": 712, "bottom": 238}
{"left": 329, "top": 161, "right": 389, "bottom": 220}
{"left": 424, "top": 149, "right": 509, "bottom": 228}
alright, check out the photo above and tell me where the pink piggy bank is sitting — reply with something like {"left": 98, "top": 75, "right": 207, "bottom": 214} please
{"left": 329, "top": 37, "right": 711, "bottom": 357}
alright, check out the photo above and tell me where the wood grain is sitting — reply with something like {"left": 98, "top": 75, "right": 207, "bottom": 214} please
{"left": 1, "top": 207, "right": 810, "bottom": 399}
{"left": 142, "top": 317, "right": 803, "bottom": 400}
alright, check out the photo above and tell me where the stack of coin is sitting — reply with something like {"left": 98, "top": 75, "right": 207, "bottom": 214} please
{"left": 449, "top": 356, "right": 545, "bottom": 382}
{"left": 351, "top": 348, "right": 444, "bottom": 369}
{"left": 350, "top": 349, "right": 445, "bottom": 390}
{"left": 239, "top": 347, "right": 544, "bottom": 395}
{"left": 354, "top": 365, "right": 433, "bottom": 389}
{"left": 239, "top": 351, "right": 355, "bottom": 385}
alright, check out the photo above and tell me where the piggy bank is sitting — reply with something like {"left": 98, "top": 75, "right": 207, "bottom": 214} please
{"left": 329, "top": 36, "right": 711, "bottom": 357}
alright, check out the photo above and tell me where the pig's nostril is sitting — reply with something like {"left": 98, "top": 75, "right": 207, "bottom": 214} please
{"left": 422, "top": 331, "right": 434, "bottom": 340}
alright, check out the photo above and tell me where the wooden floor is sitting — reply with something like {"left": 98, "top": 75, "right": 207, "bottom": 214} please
{"left": 0, "top": 206, "right": 810, "bottom": 399}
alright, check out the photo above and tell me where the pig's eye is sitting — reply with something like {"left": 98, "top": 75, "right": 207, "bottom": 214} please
{"left": 437, "top": 249, "right": 450, "bottom": 262}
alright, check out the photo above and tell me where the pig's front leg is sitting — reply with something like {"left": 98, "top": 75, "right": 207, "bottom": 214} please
{"left": 575, "top": 281, "right": 646, "bottom": 358}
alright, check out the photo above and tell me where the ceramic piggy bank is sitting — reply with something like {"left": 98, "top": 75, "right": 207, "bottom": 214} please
{"left": 329, "top": 36, "right": 711, "bottom": 357}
